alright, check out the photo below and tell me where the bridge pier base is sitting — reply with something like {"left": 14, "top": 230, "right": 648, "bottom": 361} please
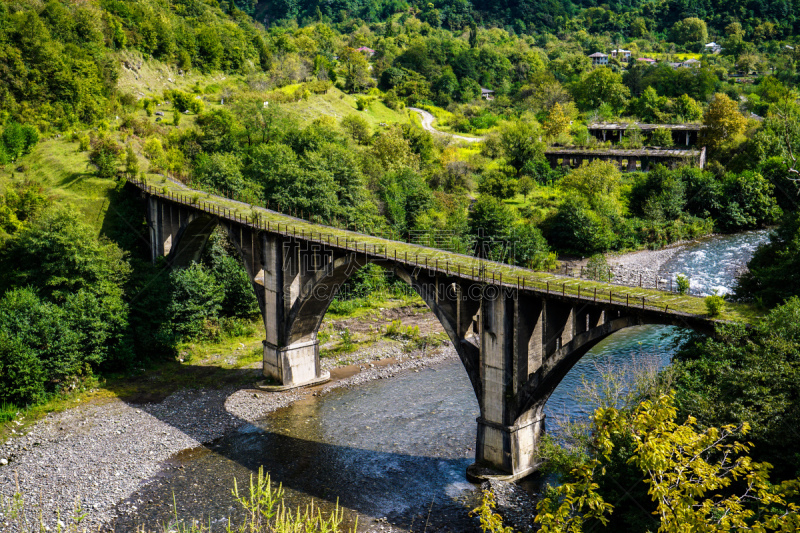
{"left": 262, "top": 340, "right": 330, "bottom": 388}
{"left": 468, "top": 412, "right": 545, "bottom": 482}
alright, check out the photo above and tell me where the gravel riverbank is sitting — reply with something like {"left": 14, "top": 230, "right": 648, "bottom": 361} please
{"left": 0, "top": 343, "right": 458, "bottom": 532}
{"left": 606, "top": 241, "right": 689, "bottom": 272}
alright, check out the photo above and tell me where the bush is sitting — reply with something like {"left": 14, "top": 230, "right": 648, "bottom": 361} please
{"left": 89, "top": 135, "right": 122, "bottom": 179}
{"left": 649, "top": 127, "right": 674, "bottom": 147}
{"left": 676, "top": 274, "right": 690, "bottom": 294}
{"left": 705, "top": 291, "right": 725, "bottom": 316}
{"left": 585, "top": 254, "right": 613, "bottom": 281}
{"left": 168, "top": 263, "right": 224, "bottom": 339}
{"left": 355, "top": 96, "right": 373, "bottom": 110}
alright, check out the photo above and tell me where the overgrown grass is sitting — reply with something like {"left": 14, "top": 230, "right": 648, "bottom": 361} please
{"left": 137, "top": 173, "right": 762, "bottom": 324}
{"left": 1, "top": 466, "right": 356, "bottom": 533}
{"left": 283, "top": 87, "right": 408, "bottom": 127}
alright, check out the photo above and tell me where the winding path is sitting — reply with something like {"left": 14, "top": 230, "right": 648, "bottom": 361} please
{"left": 408, "top": 107, "right": 486, "bottom": 143}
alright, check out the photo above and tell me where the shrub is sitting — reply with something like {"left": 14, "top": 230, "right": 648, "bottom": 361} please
{"left": 89, "top": 135, "right": 121, "bottom": 179}
{"left": 705, "top": 291, "right": 725, "bottom": 316}
{"left": 586, "top": 254, "right": 613, "bottom": 281}
{"left": 167, "top": 263, "right": 224, "bottom": 339}
{"left": 676, "top": 274, "right": 690, "bottom": 295}
{"left": 649, "top": 127, "right": 674, "bottom": 147}
{"left": 355, "top": 96, "right": 373, "bottom": 110}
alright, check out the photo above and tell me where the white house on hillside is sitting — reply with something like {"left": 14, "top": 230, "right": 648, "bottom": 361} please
{"left": 589, "top": 52, "right": 609, "bottom": 66}
{"left": 611, "top": 49, "right": 632, "bottom": 62}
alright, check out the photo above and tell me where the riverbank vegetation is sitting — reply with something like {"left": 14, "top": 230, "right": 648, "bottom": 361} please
{"left": 1, "top": 0, "right": 800, "bottom": 530}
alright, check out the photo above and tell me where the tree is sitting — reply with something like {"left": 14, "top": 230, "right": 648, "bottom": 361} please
{"left": 735, "top": 213, "right": 800, "bottom": 306}
{"left": 89, "top": 135, "right": 121, "bottom": 179}
{"left": 573, "top": 68, "right": 631, "bottom": 113}
{"left": 547, "top": 196, "right": 616, "bottom": 254}
{"left": 675, "top": 298, "right": 800, "bottom": 475}
{"left": 517, "top": 176, "right": 535, "bottom": 200}
{"left": 507, "top": 224, "right": 555, "bottom": 270}
{"left": 559, "top": 160, "right": 622, "bottom": 212}
{"left": 633, "top": 86, "right": 668, "bottom": 123}
{"left": 339, "top": 47, "right": 373, "bottom": 93}
{"left": 671, "top": 17, "right": 708, "bottom": 45}
{"left": 649, "top": 127, "right": 674, "bottom": 147}
{"left": 737, "top": 53, "right": 763, "bottom": 75}
{"left": 340, "top": 114, "right": 371, "bottom": 144}
{"left": 499, "top": 119, "right": 545, "bottom": 173}
{"left": 168, "top": 263, "right": 224, "bottom": 339}
{"left": 700, "top": 93, "right": 747, "bottom": 151}
{"left": 536, "top": 392, "right": 800, "bottom": 533}
{"left": 124, "top": 144, "right": 139, "bottom": 177}
{"left": 478, "top": 171, "right": 517, "bottom": 199}
{"left": 468, "top": 196, "right": 515, "bottom": 259}
{"left": 674, "top": 94, "right": 703, "bottom": 121}
{"left": 544, "top": 102, "right": 571, "bottom": 139}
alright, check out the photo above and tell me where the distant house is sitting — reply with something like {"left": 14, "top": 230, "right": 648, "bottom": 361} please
{"left": 589, "top": 52, "right": 609, "bottom": 66}
{"left": 682, "top": 58, "right": 701, "bottom": 68}
{"left": 705, "top": 42, "right": 722, "bottom": 54}
{"left": 356, "top": 46, "right": 375, "bottom": 57}
{"left": 611, "top": 49, "right": 632, "bottom": 62}
{"left": 481, "top": 88, "right": 495, "bottom": 100}
{"left": 637, "top": 57, "right": 656, "bottom": 64}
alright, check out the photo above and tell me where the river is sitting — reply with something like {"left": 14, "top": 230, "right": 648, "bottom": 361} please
{"left": 111, "top": 230, "right": 770, "bottom": 533}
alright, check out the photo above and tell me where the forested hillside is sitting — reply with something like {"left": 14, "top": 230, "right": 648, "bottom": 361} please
{"left": 258, "top": 0, "right": 800, "bottom": 40}
{"left": 1, "top": 0, "right": 800, "bottom": 529}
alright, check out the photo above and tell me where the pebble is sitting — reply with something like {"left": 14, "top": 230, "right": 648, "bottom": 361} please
{"left": 0, "top": 342, "right": 458, "bottom": 531}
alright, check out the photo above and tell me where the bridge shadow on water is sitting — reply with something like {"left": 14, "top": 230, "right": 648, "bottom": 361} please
{"left": 107, "top": 361, "right": 482, "bottom": 533}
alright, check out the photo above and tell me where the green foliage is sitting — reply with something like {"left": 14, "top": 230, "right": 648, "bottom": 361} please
{"left": 704, "top": 291, "right": 725, "bottom": 316}
{"left": 471, "top": 491, "right": 515, "bottom": 533}
{"left": 674, "top": 298, "right": 800, "bottom": 477}
{"left": 478, "top": 171, "right": 517, "bottom": 199}
{"left": 574, "top": 68, "right": 631, "bottom": 113}
{"left": 736, "top": 212, "right": 800, "bottom": 306}
{"left": 167, "top": 263, "right": 224, "bottom": 340}
{"left": 700, "top": 93, "right": 748, "bottom": 152}
{"left": 547, "top": 196, "right": 616, "bottom": 254}
{"left": 648, "top": 127, "right": 674, "bottom": 148}
{"left": 536, "top": 392, "right": 800, "bottom": 533}
{"left": 1, "top": 122, "right": 39, "bottom": 162}
{"left": 517, "top": 176, "right": 535, "bottom": 200}
{"left": 676, "top": 274, "right": 690, "bottom": 294}
{"left": 89, "top": 135, "right": 122, "bottom": 179}
{"left": 629, "top": 165, "right": 686, "bottom": 221}
{"left": 585, "top": 254, "right": 612, "bottom": 281}
{"left": 0, "top": 207, "right": 131, "bottom": 404}
{"left": 468, "top": 195, "right": 515, "bottom": 257}
{"left": 559, "top": 160, "right": 623, "bottom": 213}
{"left": 340, "top": 114, "right": 371, "bottom": 144}
{"left": 202, "top": 231, "right": 260, "bottom": 319}
{"left": 0, "top": 180, "right": 50, "bottom": 236}
{"left": 499, "top": 119, "right": 545, "bottom": 173}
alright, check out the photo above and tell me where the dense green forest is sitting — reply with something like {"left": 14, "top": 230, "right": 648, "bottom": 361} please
{"left": 1, "top": 0, "right": 800, "bottom": 529}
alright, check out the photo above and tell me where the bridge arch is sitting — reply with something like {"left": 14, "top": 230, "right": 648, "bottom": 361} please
{"left": 146, "top": 193, "right": 711, "bottom": 481}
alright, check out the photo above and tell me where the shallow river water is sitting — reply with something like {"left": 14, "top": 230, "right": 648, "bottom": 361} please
{"left": 112, "top": 230, "right": 770, "bottom": 532}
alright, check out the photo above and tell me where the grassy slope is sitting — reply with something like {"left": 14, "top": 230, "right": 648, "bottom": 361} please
{"left": 0, "top": 67, "right": 422, "bottom": 440}
{"left": 281, "top": 86, "right": 410, "bottom": 126}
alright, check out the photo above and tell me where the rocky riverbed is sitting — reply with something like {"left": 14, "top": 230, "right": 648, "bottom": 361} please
{"left": 0, "top": 341, "right": 458, "bottom": 532}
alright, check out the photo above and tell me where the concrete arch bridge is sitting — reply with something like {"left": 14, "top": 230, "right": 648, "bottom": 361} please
{"left": 133, "top": 178, "right": 745, "bottom": 481}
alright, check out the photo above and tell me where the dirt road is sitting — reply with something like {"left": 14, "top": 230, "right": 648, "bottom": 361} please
{"left": 408, "top": 107, "right": 486, "bottom": 142}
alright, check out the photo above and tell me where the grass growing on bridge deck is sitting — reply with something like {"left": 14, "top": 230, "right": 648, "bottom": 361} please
{"left": 135, "top": 175, "right": 762, "bottom": 325}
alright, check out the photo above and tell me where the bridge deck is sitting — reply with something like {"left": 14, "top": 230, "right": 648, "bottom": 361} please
{"left": 130, "top": 177, "right": 760, "bottom": 325}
